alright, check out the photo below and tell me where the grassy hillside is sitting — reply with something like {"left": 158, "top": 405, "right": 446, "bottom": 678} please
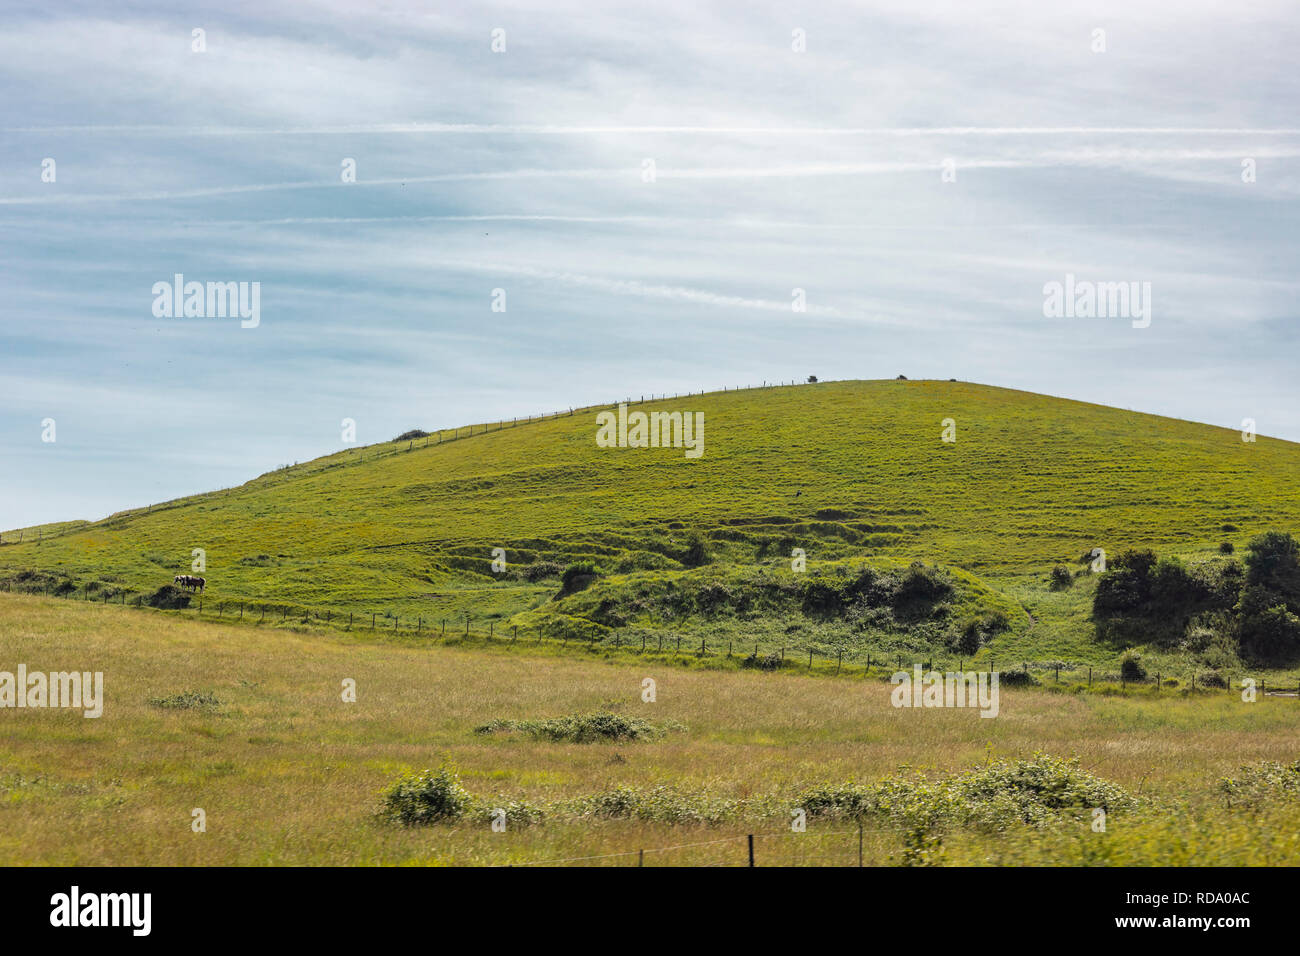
{"left": 3, "top": 379, "right": 1298, "bottom": 671}
{"left": 5, "top": 594, "right": 1300, "bottom": 866}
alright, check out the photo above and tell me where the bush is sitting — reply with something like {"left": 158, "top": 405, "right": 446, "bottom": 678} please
{"left": 1220, "top": 542, "right": 1235, "bottom": 554}
{"left": 998, "top": 669, "right": 1037, "bottom": 687}
{"left": 145, "top": 584, "right": 191, "bottom": 609}
{"left": 741, "top": 651, "right": 783, "bottom": 672}
{"left": 800, "top": 754, "right": 1137, "bottom": 831}
{"left": 382, "top": 765, "right": 474, "bottom": 825}
{"left": 1120, "top": 652, "right": 1147, "bottom": 681}
{"left": 393, "top": 429, "right": 429, "bottom": 441}
{"left": 572, "top": 786, "right": 745, "bottom": 824}
{"left": 148, "top": 691, "right": 220, "bottom": 710}
{"left": 1243, "top": 531, "right": 1300, "bottom": 597}
{"left": 1049, "top": 565, "right": 1073, "bottom": 590}
{"left": 559, "top": 560, "right": 601, "bottom": 595}
{"left": 680, "top": 531, "right": 710, "bottom": 568}
{"left": 1198, "top": 671, "right": 1228, "bottom": 689}
{"left": 1219, "top": 761, "right": 1300, "bottom": 808}
{"left": 1237, "top": 596, "right": 1300, "bottom": 663}
{"left": 474, "top": 711, "right": 675, "bottom": 743}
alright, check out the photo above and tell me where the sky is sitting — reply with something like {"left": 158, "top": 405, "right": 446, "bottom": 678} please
{"left": 1, "top": 0, "right": 1297, "bottom": 531}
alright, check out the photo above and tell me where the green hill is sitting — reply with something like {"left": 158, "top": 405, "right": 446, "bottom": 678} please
{"left": 3, "top": 379, "right": 1298, "bottom": 671}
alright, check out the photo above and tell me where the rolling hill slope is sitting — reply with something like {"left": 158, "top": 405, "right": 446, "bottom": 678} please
{"left": 3, "top": 379, "right": 1298, "bottom": 668}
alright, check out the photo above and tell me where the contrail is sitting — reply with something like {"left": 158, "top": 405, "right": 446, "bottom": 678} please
{"left": 3, "top": 149, "right": 1295, "bottom": 206}
{"left": 4, "top": 123, "right": 1300, "bottom": 136}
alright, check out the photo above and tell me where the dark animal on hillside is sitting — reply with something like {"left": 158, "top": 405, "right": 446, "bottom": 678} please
{"left": 173, "top": 574, "right": 206, "bottom": 592}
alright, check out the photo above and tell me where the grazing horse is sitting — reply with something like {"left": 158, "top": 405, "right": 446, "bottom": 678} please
{"left": 173, "top": 574, "right": 206, "bottom": 592}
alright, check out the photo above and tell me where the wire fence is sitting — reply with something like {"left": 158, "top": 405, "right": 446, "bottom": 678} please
{"left": 497, "top": 822, "right": 959, "bottom": 867}
{"left": 2, "top": 577, "right": 1292, "bottom": 696}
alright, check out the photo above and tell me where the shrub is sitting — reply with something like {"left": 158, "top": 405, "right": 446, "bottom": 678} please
{"left": 1243, "top": 531, "right": 1300, "bottom": 597}
{"left": 680, "top": 531, "right": 710, "bottom": 568}
{"left": 148, "top": 691, "right": 220, "bottom": 710}
{"left": 1119, "top": 652, "right": 1147, "bottom": 681}
{"left": 1049, "top": 565, "right": 1073, "bottom": 590}
{"left": 474, "top": 711, "right": 674, "bottom": 743}
{"left": 800, "top": 754, "right": 1137, "bottom": 831}
{"left": 382, "top": 765, "right": 474, "bottom": 825}
{"left": 1219, "top": 761, "right": 1300, "bottom": 808}
{"left": 1220, "top": 542, "right": 1235, "bottom": 554}
{"left": 559, "top": 560, "right": 601, "bottom": 595}
{"left": 393, "top": 429, "right": 428, "bottom": 441}
{"left": 741, "top": 651, "right": 783, "bottom": 672}
{"left": 145, "top": 584, "right": 191, "bottom": 609}
{"left": 998, "top": 669, "right": 1037, "bottom": 687}
{"left": 1198, "top": 671, "right": 1228, "bottom": 688}
{"left": 1237, "top": 597, "right": 1300, "bottom": 663}
{"left": 572, "top": 785, "right": 745, "bottom": 824}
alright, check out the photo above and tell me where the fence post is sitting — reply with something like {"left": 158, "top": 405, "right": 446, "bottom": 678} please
{"left": 837, "top": 649, "right": 842, "bottom": 674}
{"left": 809, "top": 649, "right": 813, "bottom": 669}
{"left": 372, "top": 613, "right": 375, "bottom": 629}
{"left": 748, "top": 835, "right": 755, "bottom": 867}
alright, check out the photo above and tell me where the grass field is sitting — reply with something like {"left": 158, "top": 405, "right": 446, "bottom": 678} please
{"left": 5, "top": 380, "right": 1300, "bottom": 866}
{"left": 3, "top": 593, "right": 1300, "bottom": 866}
{"left": 3, "top": 379, "right": 1299, "bottom": 679}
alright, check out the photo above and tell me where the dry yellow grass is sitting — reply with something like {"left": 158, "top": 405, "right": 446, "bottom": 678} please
{"left": 3, "top": 592, "right": 1299, "bottom": 866}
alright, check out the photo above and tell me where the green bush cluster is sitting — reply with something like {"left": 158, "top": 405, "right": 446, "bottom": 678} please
{"left": 800, "top": 753, "right": 1137, "bottom": 832}
{"left": 1219, "top": 761, "right": 1300, "bottom": 809}
{"left": 1093, "top": 531, "right": 1300, "bottom": 663}
{"left": 473, "top": 711, "right": 678, "bottom": 743}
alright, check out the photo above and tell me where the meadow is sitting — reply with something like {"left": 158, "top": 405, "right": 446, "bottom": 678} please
{"left": 3, "top": 593, "right": 1300, "bottom": 866}
{"left": 3, "top": 379, "right": 1299, "bottom": 681}
{"left": 4, "top": 379, "right": 1300, "bottom": 866}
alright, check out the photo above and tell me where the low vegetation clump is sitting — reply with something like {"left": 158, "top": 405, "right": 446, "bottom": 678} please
{"left": 569, "top": 785, "right": 751, "bottom": 825}
{"left": 1218, "top": 761, "right": 1300, "bottom": 809}
{"left": 381, "top": 765, "right": 476, "bottom": 825}
{"left": 145, "top": 584, "right": 191, "bottom": 610}
{"left": 741, "top": 651, "right": 783, "bottom": 671}
{"left": 473, "top": 711, "right": 679, "bottom": 743}
{"left": 148, "top": 690, "right": 220, "bottom": 710}
{"left": 558, "top": 560, "right": 601, "bottom": 596}
{"left": 1049, "top": 565, "right": 1074, "bottom": 590}
{"left": 800, "top": 754, "right": 1138, "bottom": 832}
